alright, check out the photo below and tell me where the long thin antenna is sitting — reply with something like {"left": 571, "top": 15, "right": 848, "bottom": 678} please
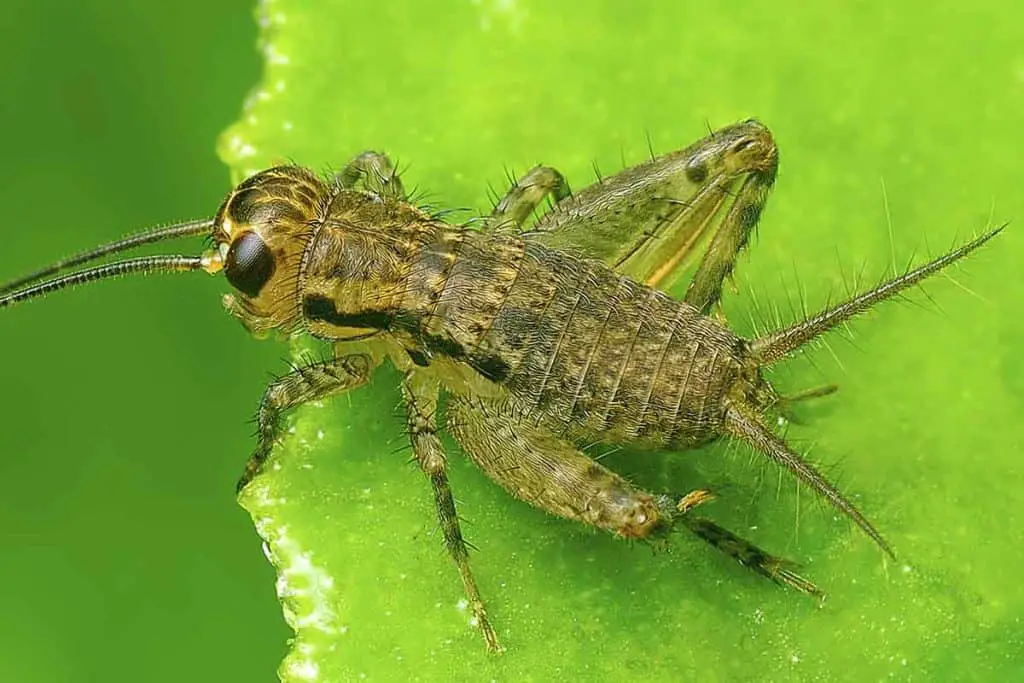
{"left": 0, "top": 218, "right": 213, "bottom": 294}
{"left": 0, "top": 256, "right": 204, "bottom": 309}
{"left": 750, "top": 225, "right": 1004, "bottom": 366}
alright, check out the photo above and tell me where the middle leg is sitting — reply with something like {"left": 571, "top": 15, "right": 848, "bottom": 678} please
{"left": 401, "top": 371, "right": 501, "bottom": 652}
{"left": 485, "top": 165, "right": 571, "bottom": 232}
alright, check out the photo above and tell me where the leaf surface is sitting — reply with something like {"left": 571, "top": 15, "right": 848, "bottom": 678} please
{"left": 224, "top": 2, "right": 1024, "bottom": 679}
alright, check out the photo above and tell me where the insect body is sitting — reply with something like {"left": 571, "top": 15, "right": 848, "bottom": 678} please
{"left": 0, "top": 121, "right": 1000, "bottom": 652}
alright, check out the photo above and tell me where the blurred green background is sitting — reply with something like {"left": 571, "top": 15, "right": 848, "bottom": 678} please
{"left": 0, "top": 1, "right": 288, "bottom": 682}
{"left": 2, "top": 1, "right": 1023, "bottom": 682}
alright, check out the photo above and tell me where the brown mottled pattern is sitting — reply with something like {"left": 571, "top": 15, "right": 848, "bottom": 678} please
{"left": 216, "top": 166, "right": 330, "bottom": 334}
{"left": 299, "top": 190, "right": 437, "bottom": 339}
{"left": 423, "top": 233, "right": 519, "bottom": 339}
{"left": 404, "top": 230, "right": 745, "bottom": 449}
{"left": 7, "top": 124, "right": 1000, "bottom": 648}
{"left": 290, "top": 186, "right": 747, "bottom": 449}
{"left": 493, "top": 242, "right": 743, "bottom": 447}
{"left": 400, "top": 223, "right": 464, "bottom": 327}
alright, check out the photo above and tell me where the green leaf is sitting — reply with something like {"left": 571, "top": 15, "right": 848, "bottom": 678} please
{"left": 222, "top": 1, "right": 1024, "bottom": 680}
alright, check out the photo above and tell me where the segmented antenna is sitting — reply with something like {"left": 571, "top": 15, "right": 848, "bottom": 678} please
{"left": 0, "top": 256, "right": 205, "bottom": 309}
{"left": 0, "top": 218, "right": 215, "bottom": 308}
{"left": 0, "top": 218, "right": 212, "bottom": 294}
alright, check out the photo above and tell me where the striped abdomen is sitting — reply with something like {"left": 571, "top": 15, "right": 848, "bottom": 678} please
{"left": 407, "top": 228, "right": 746, "bottom": 448}
{"left": 297, "top": 191, "right": 745, "bottom": 447}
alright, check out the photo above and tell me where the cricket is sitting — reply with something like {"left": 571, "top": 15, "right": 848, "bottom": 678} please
{"left": 0, "top": 120, "right": 1001, "bottom": 652}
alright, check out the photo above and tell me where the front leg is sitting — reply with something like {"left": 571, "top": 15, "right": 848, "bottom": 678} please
{"left": 236, "top": 354, "right": 373, "bottom": 492}
{"left": 336, "top": 150, "right": 406, "bottom": 200}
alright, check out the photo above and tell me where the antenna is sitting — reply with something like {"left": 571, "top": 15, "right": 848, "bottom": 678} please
{"left": 0, "top": 218, "right": 215, "bottom": 308}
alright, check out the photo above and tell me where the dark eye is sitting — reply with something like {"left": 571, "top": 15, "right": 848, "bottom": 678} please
{"left": 224, "top": 232, "right": 275, "bottom": 297}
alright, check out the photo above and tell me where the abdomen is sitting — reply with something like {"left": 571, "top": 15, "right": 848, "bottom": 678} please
{"left": 410, "top": 231, "right": 744, "bottom": 448}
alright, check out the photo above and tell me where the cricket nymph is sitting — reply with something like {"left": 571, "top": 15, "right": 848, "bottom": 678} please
{"left": 0, "top": 120, "right": 1001, "bottom": 652}
{"left": 218, "top": 165, "right": 754, "bottom": 443}
{"left": 213, "top": 164, "right": 766, "bottom": 539}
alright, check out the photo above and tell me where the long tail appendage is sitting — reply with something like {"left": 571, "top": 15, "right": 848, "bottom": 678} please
{"left": 726, "top": 405, "right": 894, "bottom": 558}
{"left": 750, "top": 226, "right": 1003, "bottom": 365}
{"left": 733, "top": 226, "right": 1004, "bottom": 556}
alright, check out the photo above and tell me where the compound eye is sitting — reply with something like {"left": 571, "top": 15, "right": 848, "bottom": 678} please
{"left": 224, "top": 231, "right": 275, "bottom": 297}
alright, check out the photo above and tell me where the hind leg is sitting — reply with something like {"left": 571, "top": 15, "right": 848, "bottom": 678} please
{"left": 530, "top": 121, "right": 778, "bottom": 304}
{"left": 447, "top": 397, "right": 820, "bottom": 596}
{"left": 681, "top": 516, "right": 822, "bottom": 596}
{"left": 481, "top": 122, "right": 778, "bottom": 306}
